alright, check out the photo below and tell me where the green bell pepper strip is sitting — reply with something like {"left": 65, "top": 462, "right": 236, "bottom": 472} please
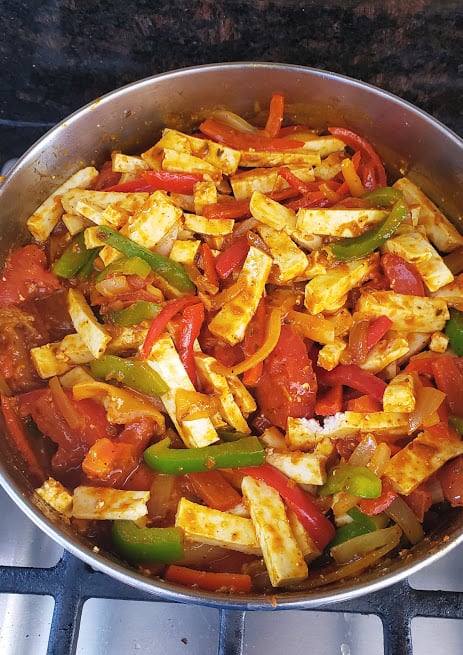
{"left": 89, "top": 354, "right": 168, "bottom": 396}
{"left": 95, "top": 225, "right": 195, "bottom": 295}
{"left": 362, "top": 186, "right": 403, "bottom": 207}
{"left": 320, "top": 464, "right": 382, "bottom": 498}
{"left": 112, "top": 521, "right": 183, "bottom": 563}
{"left": 330, "top": 199, "right": 408, "bottom": 261}
{"left": 107, "top": 300, "right": 162, "bottom": 327}
{"left": 52, "top": 231, "right": 101, "bottom": 278}
{"left": 217, "top": 429, "right": 253, "bottom": 442}
{"left": 445, "top": 308, "right": 463, "bottom": 356}
{"left": 76, "top": 247, "right": 101, "bottom": 279}
{"left": 328, "top": 507, "right": 378, "bottom": 548}
{"left": 144, "top": 436, "right": 265, "bottom": 474}
{"left": 96, "top": 255, "right": 152, "bottom": 282}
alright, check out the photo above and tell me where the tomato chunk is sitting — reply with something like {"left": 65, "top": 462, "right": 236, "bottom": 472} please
{"left": 255, "top": 324, "right": 317, "bottom": 429}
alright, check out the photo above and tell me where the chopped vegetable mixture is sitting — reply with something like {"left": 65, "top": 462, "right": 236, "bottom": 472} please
{"left": 3, "top": 93, "right": 463, "bottom": 595}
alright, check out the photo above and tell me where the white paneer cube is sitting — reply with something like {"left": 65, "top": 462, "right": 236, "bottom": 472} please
{"left": 183, "top": 213, "right": 234, "bottom": 236}
{"left": 382, "top": 230, "right": 454, "bottom": 292}
{"left": 111, "top": 152, "right": 149, "bottom": 173}
{"left": 286, "top": 417, "right": 325, "bottom": 451}
{"left": 265, "top": 447, "right": 329, "bottom": 485}
{"left": 296, "top": 207, "right": 387, "bottom": 238}
{"left": 36, "top": 477, "right": 73, "bottom": 517}
{"left": 26, "top": 167, "right": 99, "bottom": 242}
{"left": 208, "top": 245, "right": 272, "bottom": 345}
{"left": 256, "top": 224, "right": 308, "bottom": 283}
{"left": 317, "top": 338, "right": 347, "bottom": 371}
{"left": 250, "top": 191, "right": 297, "bottom": 232}
{"left": 356, "top": 290, "right": 449, "bottom": 333}
{"left": 385, "top": 430, "right": 463, "bottom": 495}
{"left": 305, "top": 254, "right": 379, "bottom": 314}
{"left": 162, "top": 149, "right": 222, "bottom": 181}
{"left": 30, "top": 333, "right": 94, "bottom": 379}
{"left": 145, "top": 334, "right": 218, "bottom": 448}
{"left": 72, "top": 486, "right": 149, "bottom": 521}
{"left": 241, "top": 476, "right": 308, "bottom": 587}
{"left": 194, "top": 353, "right": 251, "bottom": 434}
{"left": 393, "top": 177, "right": 463, "bottom": 252}
{"left": 128, "top": 190, "right": 183, "bottom": 249}
{"left": 383, "top": 372, "right": 416, "bottom": 413}
{"left": 230, "top": 166, "right": 315, "bottom": 201}
{"left": 169, "top": 239, "right": 201, "bottom": 264}
{"left": 175, "top": 497, "right": 261, "bottom": 554}
{"left": 67, "top": 289, "right": 111, "bottom": 359}
{"left": 359, "top": 334, "right": 410, "bottom": 374}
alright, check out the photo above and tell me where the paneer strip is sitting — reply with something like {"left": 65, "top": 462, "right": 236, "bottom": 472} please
{"left": 208, "top": 246, "right": 272, "bottom": 346}
{"left": 305, "top": 254, "right": 379, "bottom": 314}
{"left": 111, "top": 152, "right": 149, "bottom": 173}
{"left": 393, "top": 177, "right": 463, "bottom": 252}
{"left": 256, "top": 224, "right": 308, "bottom": 282}
{"left": 183, "top": 213, "right": 234, "bottom": 236}
{"left": 31, "top": 333, "right": 94, "bottom": 378}
{"left": 128, "top": 190, "right": 183, "bottom": 249}
{"left": 194, "top": 180, "right": 217, "bottom": 214}
{"left": 291, "top": 412, "right": 410, "bottom": 446}
{"left": 317, "top": 338, "right": 347, "bottom": 371}
{"left": 230, "top": 166, "right": 314, "bottom": 201}
{"left": 384, "top": 429, "right": 463, "bottom": 495}
{"left": 75, "top": 200, "right": 130, "bottom": 229}
{"left": 26, "top": 166, "right": 99, "bottom": 242}
{"left": 300, "top": 135, "right": 346, "bottom": 157}
{"left": 266, "top": 440, "right": 334, "bottom": 485}
{"left": 194, "top": 353, "right": 251, "bottom": 434}
{"left": 175, "top": 497, "right": 261, "bottom": 554}
{"left": 62, "top": 213, "right": 92, "bottom": 235}
{"left": 296, "top": 208, "right": 388, "bottom": 238}
{"left": 383, "top": 230, "right": 454, "bottom": 292}
{"left": 287, "top": 510, "right": 322, "bottom": 563}
{"left": 241, "top": 476, "right": 308, "bottom": 587}
{"left": 239, "top": 150, "right": 321, "bottom": 168}
{"left": 36, "top": 477, "right": 73, "bottom": 517}
{"left": 356, "top": 290, "right": 449, "bottom": 333}
{"left": 286, "top": 417, "right": 325, "bottom": 451}
{"left": 431, "top": 273, "right": 463, "bottom": 309}
{"left": 250, "top": 191, "right": 296, "bottom": 232}
{"left": 169, "top": 239, "right": 201, "bottom": 265}
{"left": 144, "top": 128, "right": 241, "bottom": 175}
{"left": 72, "top": 486, "right": 149, "bottom": 521}
{"left": 383, "top": 372, "right": 416, "bottom": 413}
{"left": 61, "top": 188, "right": 148, "bottom": 215}
{"left": 358, "top": 333, "right": 410, "bottom": 374}
{"left": 67, "top": 289, "right": 111, "bottom": 359}
{"left": 146, "top": 334, "right": 218, "bottom": 448}
{"left": 162, "top": 149, "right": 222, "bottom": 181}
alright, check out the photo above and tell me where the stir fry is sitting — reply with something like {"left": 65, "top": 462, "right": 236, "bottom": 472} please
{"left": 2, "top": 93, "right": 463, "bottom": 595}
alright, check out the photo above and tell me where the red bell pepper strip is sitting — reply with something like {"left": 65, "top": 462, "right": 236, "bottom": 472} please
{"left": 264, "top": 93, "right": 285, "bottom": 137}
{"left": 366, "top": 315, "right": 393, "bottom": 350}
{"left": 381, "top": 252, "right": 425, "bottom": 296}
{"left": 214, "top": 236, "right": 250, "bottom": 280}
{"left": 91, "top": 160, "right": 122, "bottom": 190}
{"left": 199, "top": 119, "right": 304, "bottom": 151}
{"left": 1, "top": 395, "right": 46, "bottom": 485}
{"left": 278, "top": 166, "right": 314, "bottom": 195}
{"left": 174, "top": 302, "right": 205, "bottom": 385}
{"left": 140, "top": 296, "right": 199, "bottom": 360}
{"left": 315, "top": 384, "right": 343, "bottom": 416}
{"left": 317, "top": 363, "right": 387, "bottom": 403}
{"left": 165, "top": 564, "right": 252, "bottom": 593}
{"left": 431, "top": 356, "right": 463, "bottom": 418}
{"left": 186, "top": 470, "right": 242, "bottom": 512}
{"left": 328, "top": 126, "right": 387, "bottom": 188}
{"left": 239, "top": 463, "right": 335, "bottom": 550}
{"left": 104, "top": 170, "right": 204, "bottom": 194}
{"left": 198, "top": 242, "right": 219, "bottom": 289}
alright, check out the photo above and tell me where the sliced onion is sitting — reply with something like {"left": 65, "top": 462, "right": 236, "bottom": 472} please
{"left": 368, "top": 442, "right": 391, "bottom": 477}
{"left": 331, "top": 524, "right": 403, "bottom": 565}
{"left": 95, "top": 275, "right": 131, "bottom": 297}
{"left": 348, "top": 434, "right": 377, "bottom": 467}
{"left": 209, "top": 109, "right": 259, "bottom": 134}
{"left": 408, "top": 385, "right": 446, "bottom": 433}
{"left": 49, "top": 375, "right": 85, "bottom": 431}
{"left": 385, "top": 496, "right": 425, "bottom": 545}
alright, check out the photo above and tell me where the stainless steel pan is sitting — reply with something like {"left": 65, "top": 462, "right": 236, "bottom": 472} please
{"left": 1, "top": 62, "right": 462, "bottom": 609}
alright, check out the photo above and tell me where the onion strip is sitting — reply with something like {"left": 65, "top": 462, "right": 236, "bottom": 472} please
{"left": 228, "top": 308, "right": 281, "bottom": 376}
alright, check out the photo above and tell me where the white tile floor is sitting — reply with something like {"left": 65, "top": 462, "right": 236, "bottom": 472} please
{"left": 1, "top": 486, "right": 463, "bottom": 654}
